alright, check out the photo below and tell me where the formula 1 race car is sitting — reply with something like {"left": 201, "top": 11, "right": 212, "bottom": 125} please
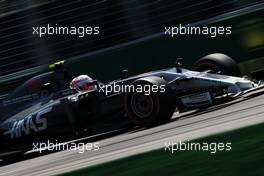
{"left": 0, "top": 53, "right": 263, "bottom": 160}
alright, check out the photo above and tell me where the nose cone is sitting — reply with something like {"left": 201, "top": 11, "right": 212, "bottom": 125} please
{"left": 236, "top": 80, "right": 254, "bottom": 91}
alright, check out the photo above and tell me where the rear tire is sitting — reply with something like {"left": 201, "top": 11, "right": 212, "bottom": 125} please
{"left": 194, "top": 53, "right": 241, "bottom": 76}
{"left": 124, "top": 76, "right": 176, "bottom": 126}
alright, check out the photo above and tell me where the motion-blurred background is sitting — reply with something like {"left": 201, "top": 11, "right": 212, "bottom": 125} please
{"left": 0, "top": 0, "right": 263, "bottom": 89}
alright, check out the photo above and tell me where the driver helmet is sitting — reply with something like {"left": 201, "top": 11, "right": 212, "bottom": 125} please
{"left": 70, "top": 75, "right": 96, "bottom": 91}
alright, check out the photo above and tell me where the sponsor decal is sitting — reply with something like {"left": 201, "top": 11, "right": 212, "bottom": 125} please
{"left": 4, "top": 107, "right": 51, "bottom": 139}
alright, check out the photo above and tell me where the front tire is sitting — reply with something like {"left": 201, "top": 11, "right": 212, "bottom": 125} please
{"left": 194, "top": 53, "right": 241, "bottom": 76}
{"left": 124, "top": 76, "right": 176, "bottom": 126}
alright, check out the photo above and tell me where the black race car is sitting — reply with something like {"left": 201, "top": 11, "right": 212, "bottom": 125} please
{"left": 0, "top": 53, "right": 263, "bottom": 160}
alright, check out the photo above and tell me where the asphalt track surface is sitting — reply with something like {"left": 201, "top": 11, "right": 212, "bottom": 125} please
{"left": 0, "top": 91, "right": 264, "bottom": 176}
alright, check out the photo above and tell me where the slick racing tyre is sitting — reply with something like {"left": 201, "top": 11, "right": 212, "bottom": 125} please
{"left": 194, "top": 53, "right": 241, "bottom": 76}
{"left": 124, "top": 76, "right": 176, "bottom": 126}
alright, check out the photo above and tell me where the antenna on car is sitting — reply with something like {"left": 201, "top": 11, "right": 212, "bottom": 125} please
{"left": 121, "top": 69, "right": 129, "bottom": 79}
{"left": 175, "top": 58, "right": 183, "bottom": 73}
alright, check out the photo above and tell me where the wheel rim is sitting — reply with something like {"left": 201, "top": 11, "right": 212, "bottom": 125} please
{"left": 130, "top": 93, "right": 154, "bottom": 119}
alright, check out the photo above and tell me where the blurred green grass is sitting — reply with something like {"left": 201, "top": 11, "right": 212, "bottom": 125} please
{"left": 239, "top": 56, "right": 264, "bottom": 75}
{"left": 60, "top": 123, "right": 264, "bottom": 176}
